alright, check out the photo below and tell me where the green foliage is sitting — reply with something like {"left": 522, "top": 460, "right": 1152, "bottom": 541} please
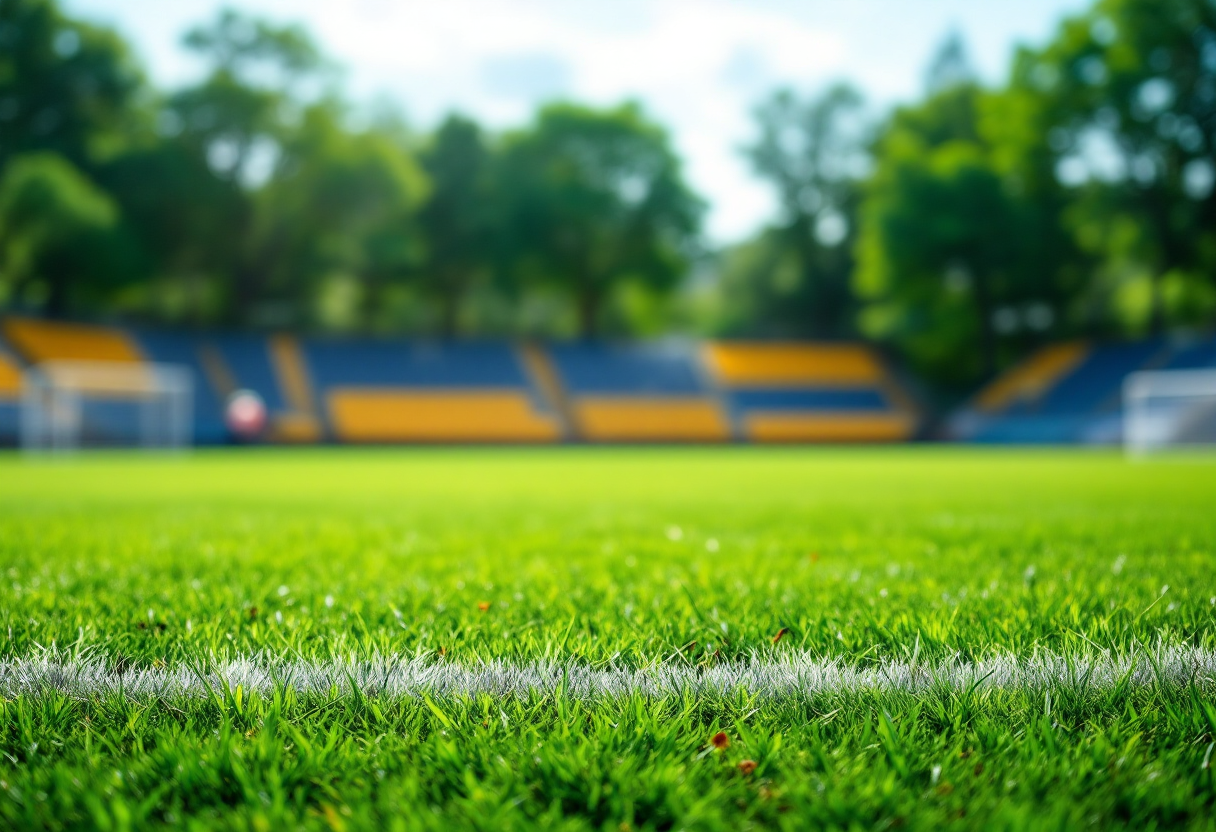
{"left": 1, "top": 448, "right": 1215, "bottom": 828}
{"left": 857, "top": 92, "right": 1014, "bottom": 386}
{"left": 0, "top": 151, "right": 143, "bottom": 315}
{"left": 0, "top": 0, "right": 144, "bottom": 171}
{"left": 716, "top": 85, "right": 864, "bottom": 338}
{"left": 5, "top": 0, "right": 1216, "bottom": 366}
{"left": 247, "top": 105, "right": 429, "bottom": 330}
{"left": 500, "top": 102, "right": 704, "bottom": 337}
{"left": 415, "top": 115, "right": 502, "bottom": 336}
{"left": 1012, "top": 0, "right": 1216, "bottom": 334}
{"left": 857, "top": 85, "right": 1083, "bottom": 389}
{"left": 170, "top": 7, "right": 328, "bottom": 186}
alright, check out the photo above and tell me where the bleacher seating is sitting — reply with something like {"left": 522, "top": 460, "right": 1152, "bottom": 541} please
{"left": 132, "top": 331, "right": 228, "bottom": 445}
{"left": 1035, "top": 341, "right": 1163, "bottom": 415}
{"left": 0, "top": 349, "right": 21, "bottom": 445}
{"left": 548, "top": 343, "right": 729, "bottom": 442}
{"left": 704, "top": 343, "right": 915, "bottom": 442}
{"left": 267, "top": 335, "right": 323, "bottom": 442}
{"left": 143, "top": 332, "right": 322, "bottom": 444}
{"left": 304, "top": 339, "right": 559, "bottom": 442}
{"left": 1157, "top": 337, "right": 1216, "bottom": 371}
{"left": 2, "top": 317, "right": 144, "bottom": 364}
{"left": 973, "top": 342, "right": 1089, "bottom": 413}
{"left": 0, "top": 319, "right": 179, "bottom": 447}
{"left": 211, "top": 335, "right": 286, "bottom": 412}
{"left": 0, "top": 316, "right": 936, "bottom": 446}
{"left": 954, "top": 336, "right": 1216, "bottom": 444}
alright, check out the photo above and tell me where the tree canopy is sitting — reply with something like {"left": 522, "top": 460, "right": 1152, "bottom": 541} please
{"left": 3, "top": 0, "right": 1216, "bottom": 397}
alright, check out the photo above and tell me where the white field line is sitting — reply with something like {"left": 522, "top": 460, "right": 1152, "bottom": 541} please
{"left": 2, "top": 646, "right": 1215, "bottom": 702}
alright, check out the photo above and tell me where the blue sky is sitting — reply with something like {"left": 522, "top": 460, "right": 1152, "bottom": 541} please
{"left": 66, "top": 0, "right": 1091, "bottom": 242}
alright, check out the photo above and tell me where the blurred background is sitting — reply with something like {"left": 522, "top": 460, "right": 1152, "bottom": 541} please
{"left": 1, "top": 0, "right": 1215, "bottom": 448}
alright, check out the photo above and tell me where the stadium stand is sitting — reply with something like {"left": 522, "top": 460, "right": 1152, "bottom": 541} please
{"left": 1, "top": 318, "right": 174, "bottom": 447}
{"left": 2, "top": 317, "right": 144, "bottom": 364}
{"left": 547, "top": 342, "right": 730, "bottom": 442}
{"left": 267, "top": 335, "right": 324, "bottom": 442}
{"left": 952, "top": 336, "right": 1216, "bottom": 443}
{"left": 0, "top": 347, "right": 21, "bottom": 445}
{"left": 703, "top": 343, "right": 916, "bottom": 442}
{"left": 304, "top": 339, "right": 560, "bottom": 442}
{"left": 132, "top": 331, "right": 228, "bottom": 445}
{"left": 0, "top": 316, "right": 932, "bottom": 445}
{"left": 211, "top": 334, "right": 286, "bottom": 412}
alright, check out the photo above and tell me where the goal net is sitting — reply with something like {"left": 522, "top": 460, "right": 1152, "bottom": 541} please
{"left": 21, "top": 361, "right": 193, "bottom": 452}
{"left": 1123, "top": 368, "right": 1216, "bottom": 455}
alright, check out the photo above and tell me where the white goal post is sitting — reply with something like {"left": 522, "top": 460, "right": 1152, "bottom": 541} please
{"left": 21, "top": 361, "right": 193, "bottom": 452}
{"left": 1123, "top": 368, "right": 1216, "bottom": 454}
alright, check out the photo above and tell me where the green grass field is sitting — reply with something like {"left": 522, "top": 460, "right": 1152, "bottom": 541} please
{"left": 2, "top": 447, "right": 1216, "bottom": 830}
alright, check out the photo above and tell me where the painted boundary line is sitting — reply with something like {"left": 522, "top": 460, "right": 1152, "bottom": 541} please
{"left": 2, "top": 646, "right": 1215, "bottom": 702}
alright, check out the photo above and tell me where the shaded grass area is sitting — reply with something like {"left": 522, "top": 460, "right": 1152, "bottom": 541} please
{"left": 2, "top": 447, "right": 1216, "bottom": 829}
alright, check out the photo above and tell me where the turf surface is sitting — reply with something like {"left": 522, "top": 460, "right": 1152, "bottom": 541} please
{"left": 2, "top": 447, "right": 1215, "bottom": 830}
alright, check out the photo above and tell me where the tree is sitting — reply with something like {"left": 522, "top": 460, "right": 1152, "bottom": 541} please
{"left": 416, "top": 115, "right": 500, "bottom": 337}
{"left": 0, "top": 152, "right": 139, "bottom": 316}
{"left": 246, "top": 104, "right": 428, "bottom": 330}
{"left": 161, "top": 8, "right": 351, "bottom": 326}
{"left": 91, "top": 141, "right": 246, "bottom": 325}
{"left": 168, "top": 8, "right": 327, "bottom": 186}
{"left": 925, "top": 31, "right": 977, "bottom": 95}
{"left": 732, "top": 83, "right": 867, "bottom": 338}
{"left": 500, "top": 103, "right": 703, "bottom": 338}
{"left": 857, "top": 126, "right": 1018, "bottom": 385}
{"left": 857, "top": 84, "right": 1068, "bottom": 389}
{"left": 0, "top": 0, "right": 144, "bottom": 172}
{"left": 1021, "top": 0, "right": 1216, "bottom": 334}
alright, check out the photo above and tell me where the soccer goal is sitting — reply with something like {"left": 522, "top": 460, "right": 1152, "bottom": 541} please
{"left": 1123, "top": 368, "right": 1216, "bottom": 455}
{"left": 21, "top": 361, "right": 193, "bottom": 452}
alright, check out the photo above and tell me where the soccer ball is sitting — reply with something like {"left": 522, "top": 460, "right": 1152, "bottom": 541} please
{"left": 225, "top": 389, "right": 267, "bottom": 440}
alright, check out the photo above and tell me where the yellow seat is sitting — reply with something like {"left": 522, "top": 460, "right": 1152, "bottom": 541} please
{"left": 0, "top": 353, "right": 21, "bottom": 397}
{"left": 705, "top": 342, "right": 885, "bottom": 386}
{"left": 975, "top": 342, "right": 1089, "bottom": 412}
{"left": 3, "top": 318, "right": 144, "bottom": 364}
{"left": 271, "top": 412, "right": 324, "bottom": 443}
{"left": 745, "top": 412, "right": 915, "bottom": 443}
{"left": 573, "top": 398, "right": 729, "bottom": 442}
{"left": 328, "top": 390, "right": 559, "bottom": 442}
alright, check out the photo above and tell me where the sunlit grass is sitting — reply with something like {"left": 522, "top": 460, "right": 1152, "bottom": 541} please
{"left": 1, "top": 447, "right": 1215, "bottom": 829}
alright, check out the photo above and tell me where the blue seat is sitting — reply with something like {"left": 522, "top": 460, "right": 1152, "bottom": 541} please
{"left": 549, "top": 343, "right": 706, "bottom": 396}
{"left": 212, "top": 335, "right": 285, "bottom": 411}
{"left": 304, "top": 340, "right": 530, "bottom": 390}
{"left": 1037, "top": 341, "right": 1163, "bottom": 414}
{"left": 1160, "top": 338, "right": 1216, "bottom": 370}
{"left": 0, "top": 400, "right": 18, "bottom": 446}
{"left": 728, "top": 388, "right": 890, "bottom": 412}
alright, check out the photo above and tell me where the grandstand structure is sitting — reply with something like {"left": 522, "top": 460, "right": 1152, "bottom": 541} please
{"left": 0, "top": 317, "right": 918, "bottom": 446}
{"left": 951, "top": 336, "right": 1216, "bottom": 443}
